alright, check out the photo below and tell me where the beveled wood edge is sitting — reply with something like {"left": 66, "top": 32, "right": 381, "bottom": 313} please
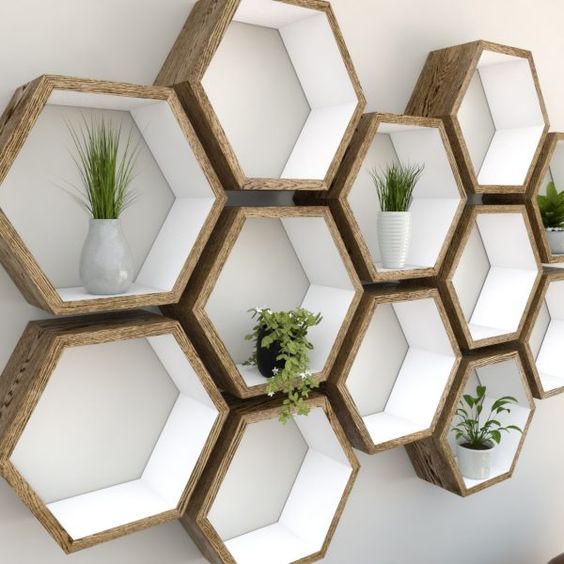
{"left": 0, "top": 311, "right": 228, "bottom": 552}
{"left": 181, "top": 393, "right": 359, "bottom": 564}
{"left": 328, "top": 286, "right": 462, "bottom": 454}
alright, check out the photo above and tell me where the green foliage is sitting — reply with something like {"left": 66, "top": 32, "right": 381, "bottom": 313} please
{"left": 451, "top": 385, "right": 522, "bottom": 449}
{"left": 369, "top": 162, "right": 424, "bottom": 212}
{"left": 537, "top": 181, "right": 564, "bottom": 229}
{"left": 67, "top": 117, "right": 139, "bottom": 219}
{"left": 244, "top": 307, "right": 322, "bottom": 423}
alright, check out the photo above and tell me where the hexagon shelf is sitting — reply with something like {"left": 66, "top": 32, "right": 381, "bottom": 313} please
{"left": 181, "top": 394, "right": 358, "bottom": 564}
{"left": 165, "top": 206, "right": 362, "bottom": 399}
{"left": 406, "top": 350, "right": 535, "bottom": 497}
{"left": 0, "top": 75, "right": 225, "bottom": 315}
{"left": 306, "top": 112, "right": 467, "bottom": 282}
{"left": 520, "top": 268, "right": 564, "bottom": 398}
{"left": 0, "top": 312, "right": 227, "bottom": 552}
{"left": 155, "top": 0, "right": 365, "bottom": 191}
{"left": 528, "top": 132, "right": 564, "bottom": 263}
{"left": 328, "top": 286, "right": 461, "bottom": 453}
{"left": 407, "top": 40, "right": 548, "bottom": 194}
{"left": 440, "top": 205, "right": 541, "bottom": 349}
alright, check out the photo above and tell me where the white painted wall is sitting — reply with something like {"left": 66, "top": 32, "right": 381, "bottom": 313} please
{"left": 1, "top": 1, "right": 564, "bottom": 563}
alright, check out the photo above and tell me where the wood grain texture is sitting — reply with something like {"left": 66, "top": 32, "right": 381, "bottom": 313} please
{"left": 164, "top": 206, "right": 362, "bottom": 400}
{"left": 406, "top": 40, "right": 549, "bottom": 194}
{"left": 297, "top": 112, "right": 467, "bottom": 283}
{"left": 327, "top": 285, "right": 461, "bottom": 454}
{"left": 437, "top": 204, "right": 542, "bottom": 350}
{"left": 0, "top": 311, "right": 228, "bottom": 553}
{"left": 155, "top": 0, "right": 366, "bottom": 191}
{"left": 0, "top": 74, "right": 226, "bottom": 316}
{"left": 179, "top": 393, "right": 359, "bottom": 564}
{"left": 405, "top": 349, "right": 535, "bottom": 497}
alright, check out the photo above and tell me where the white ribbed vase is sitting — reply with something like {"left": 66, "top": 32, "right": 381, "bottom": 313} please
{"left": 546, "top": 228, "right": 564, "bottom": 254}
{"left": 456, "top": 441, "right": 494, "bottom": 480}
{"left": 377, "top": 211, "right": 411, "bottom": 269}
{"left": 80, "top": 219, "right": 134, "bottom": 295}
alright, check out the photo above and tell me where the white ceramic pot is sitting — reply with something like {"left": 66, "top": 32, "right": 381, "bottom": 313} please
{"left": 377, "top": 211, "right": 411, "bottom": 269}
{"left": 80, "top": 219, "right": 134, "bottom": 295}
{"left": 456, "top": 441, "right": 494, "bottom": 480}
{"left": 546, "top": 228, "right": 564, "bottom": 255}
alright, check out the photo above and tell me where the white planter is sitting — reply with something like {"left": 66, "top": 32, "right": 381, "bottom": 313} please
{"left": 546, "top": 228, "right": 564, "bottom": 255}
{"left": 456, "top": 441, "right": 494, "bottom": 480}
{"left": 377, "top": 211, "right": 411, "bottom": 269}
{"left": 80, "top": 219, "right": 134, "bottom": 295}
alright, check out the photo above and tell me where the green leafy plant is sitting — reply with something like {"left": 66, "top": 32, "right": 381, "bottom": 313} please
{"left": 451, "top": 385, "right": 522, "bottom": 449}
{"left": 67, "top": 117, "right": 139, "bottom": 219}
{"left": 244, "top": 307, "right": 322, "bottom": 423}
{"left": 369, "top": 162, "right": 424, "bottom": 212}
{"left": 537, "top": 181, "right": 564, "bottom": 229}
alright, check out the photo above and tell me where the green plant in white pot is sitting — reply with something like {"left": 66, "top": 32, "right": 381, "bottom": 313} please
{"left": 369, "top": 162, "right": 424, "bottom": 269}
{"left": 538, "top": 180, "right": 564, "bottom": 254}
{"left": 68, "top": 118, "right": 139, "bottom": 295}
{"left": 451, "top": 385, "right": 522, "bottom": 480}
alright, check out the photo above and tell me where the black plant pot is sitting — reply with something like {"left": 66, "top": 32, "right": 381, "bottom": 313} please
{"left": 256, "top": 326, "right": 285, "bottom": 378}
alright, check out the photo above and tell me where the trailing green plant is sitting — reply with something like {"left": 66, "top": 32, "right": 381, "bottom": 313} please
{"left": 451, "top": 385, "right": 522, "bottom": 450}
{"left": 368, "top": 162, "right": 424, "bottom": 212}
{"left": 67, "top": 117, "right": 139, "bottom": 219}
{"left": 537, "top": 181, "right": 564, "bottom": 229}
{"left": 244, "top": 307, "right": 322, "bottom": 423}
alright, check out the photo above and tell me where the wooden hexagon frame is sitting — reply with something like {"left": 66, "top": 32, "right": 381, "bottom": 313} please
{"left": 181, "top": 394, "right": 359, "bottom": 564}
{"left": 0, "top": 312, "right": 228, "bottom": 553}
{"left": 327, "top": 286, "right": 461, "bottom": 454}
{"left": 406, "top": 349, "right": 535, "bottom": 497}
{"left": 406, "top": 40, "right": 549, "bottom": 194}
{"left": 155, "top": 0, "right": 366, "bottom": 191}
{"left": 0, "top": 74, "right": 226, "bottom": 315}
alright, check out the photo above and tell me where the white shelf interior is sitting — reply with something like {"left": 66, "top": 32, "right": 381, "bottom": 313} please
{"left": 202, "top": 0, "right": 358, "bottom": 180}
{"left": 345, "top": 296, "right": 457, "bottom": 446}
{"left": 447, "top": 357, "right": 531, "bottom": 489}
{"left": 451, "top": 211, "right": 539, "bottom": 342}
{"left": 347, "top": 121, "right": 462, "bottom": 275}
{"left": 208, "top": 406, "right": 353, "bottom": 564}
{"left": 205, "top": 216, "right": 357, "bottom": 388}
{"left": 0, "top": 89, "right": 216, "bottom": 302}
{"left": 457, "top": 49, "right": 545, "bottom": 186}
{"left": 529, "top": 279, "right": 564, "bottom": 393}
{"left": 10, "top": 333, "right": 220, "bottom": 540}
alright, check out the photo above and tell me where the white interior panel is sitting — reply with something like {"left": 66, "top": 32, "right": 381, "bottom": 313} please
{"left": 545, "top": 280, "right": 564, "bottom": 318}
{"left": 528, "top": 300, "right": 550, "bottom": 359}
{"left": 363, "top": 412, "right": 425, "bottom": 445}
{"left": 536, "top": 320, "right": 564, "bottom": 391}
{"left": 47, "top": 90, "right": 157, "bottom": 111}
{"left": 234, "top": 0, "right": 316, "bottom": 28}
{"left": 547, "top": 141, "right": 564, "bottom": 190}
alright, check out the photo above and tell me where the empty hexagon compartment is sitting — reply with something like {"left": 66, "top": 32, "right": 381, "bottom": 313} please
{"left": 323, "top": 113, "right": 466, "bottom": 282}
{"left": 0, "top": 313, "right": 227, "bottom": 552}
{"left": 0, "top": 75, "right": 225, "bottom": 315}
{"left": 520, "top": 269, "right": 564, "bottom": 398}
{"left": 156, "top": 0, "right": 365, "bottom": 190}
{"left": 182, "top": 394, "right": 358, "bottom": 564}
{"left": 328, "top": 287, "right": 460, "bottom": 453}
{"left": 407, "top": 40, "right": 548, "bottom": 194}
{"left": 407, "top": 350, "right": 535, "bottom": 496}
{"left": 165, "top": 207, "right": 362, "bottom": 399}
{"left": 441, "top": 205, "right": 541, "bottom": 349}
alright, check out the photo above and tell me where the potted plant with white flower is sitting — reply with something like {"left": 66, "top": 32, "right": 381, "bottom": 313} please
{"left": 537, "top": 180, "right": 564, "bottom": 254}
{"left": 244, "top": 307, "right": 322, "bottom": 423}
{"left": 451, "top": 384, "right": 523, "bottom": 480}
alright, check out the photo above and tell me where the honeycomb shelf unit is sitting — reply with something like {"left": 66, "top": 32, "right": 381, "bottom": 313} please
{"left": 406, "top": 40, "right": 548, "bottom": 194}
{"left": 439, "top": 205, "right": 541, "bottom": 349}
{"left": 155, "top": 0, "right": 365, "bottom": 191}
{"left": 520, "top": 268, "right": 564, "bottom": 398}
{"left": 181, "top": 394, "right": 358, "bottom": 564}
{"left": 527, "top": 132, "right": 564, "bottom": 263}
{"left": 327, "top": 286, "right": 461, "bottom": 454}
{"left": 0, "top": 312, "right": 228, "bottom": 553}
{"left": 406, "top": 349, "right": 535, "bottom": 497}
{"left": 298, "top": 112, "right": 467, "bottom": 282}
{"left": 0, "top": 74, "right": 225, "bottom": 315}
{"left": 164, "top": 206, "right": 362, "bottom": 399}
